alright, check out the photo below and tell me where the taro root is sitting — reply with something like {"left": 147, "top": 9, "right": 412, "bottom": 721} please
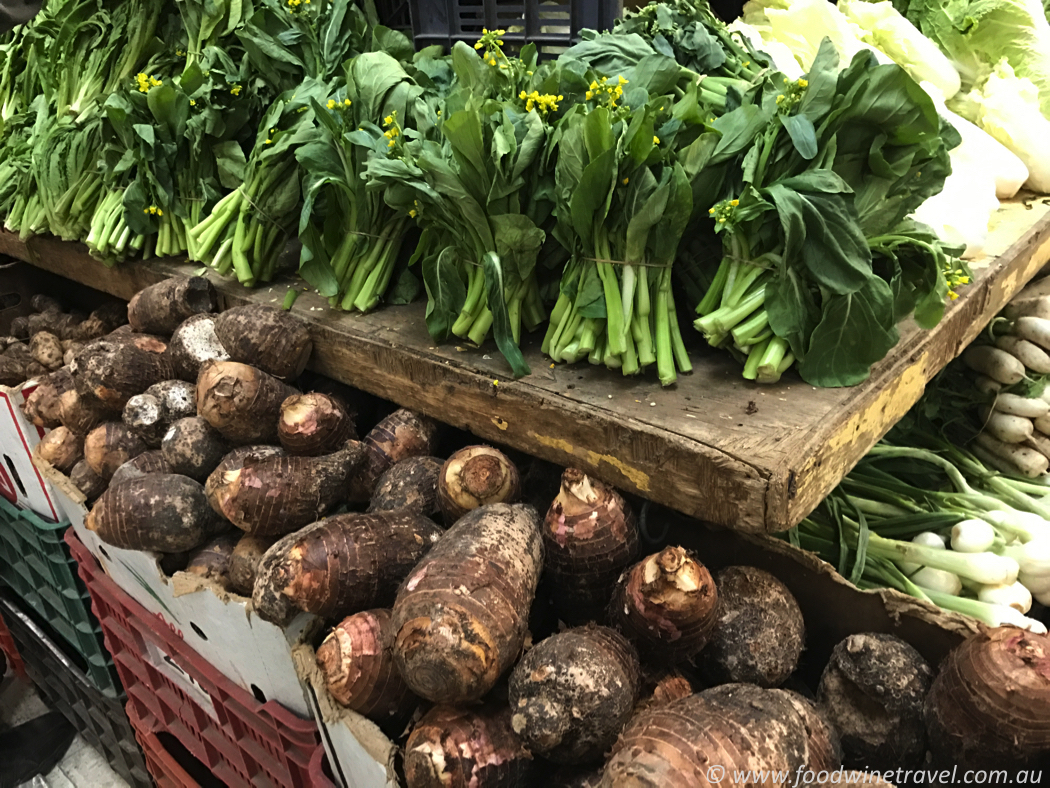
{"left": 184, "top": 533, "right": 239, "bottom": 583}
{"left": 204, "top": 445, "right": 286, "bottom": 512}
{"left": 253, "top": 511, "right": 444, "bottom": 625}
{"left": 213, "top": 304, "right": 312, "bottom": 380}
{"left": 368, "top": 456, "right": 444, "bottom": 519}
{"left": 73, "top": 336, "right": 173, "bottom": 409}
{"left": 127, "top": 276, "right": 217, "bottom": 336}
{"left": 549, "top": 767, "right": 603, "bottom": 788}
{"left": 608, "top": 547, "right": 718, "bottom": 665}
{"left": 34, "top": 426, "right": 83, "bottom": 474}
{"left": 404, "top": 704, "right": 532, "bottom": 788}
{"left": 122, "top": 379, "right": 197, "bottom": 447}
{"left": 110, "top": 450, "right": 173, "bottom": 486}
{"left": 4, "top": 340, "right": 31, "bottom": 362}
{"left": 27, "top": 312, "right": 75, "bottom": 339}
{"left": 0, "top": 356, "right": 25, "bottom": 386}
{"left": 545, "top": 469, "right": 638, "bottom": 625}
{"left": 632, "top": 672, "right": 695, "bottom": 717}
{"left": 316, "top": 609, "right": 417, "bottom": 722}
{"left": 70, "top": 460, "right": 107, "bottom": 501}
{"left": 208, "top": 441, "right": 364, "bottom": 537}
{"left": 29, "top": 331, "right": 63, "bottom": 370}
{"left": 30, "top": 294, "right": 62, "bottom": 314}
{"left": 21, "top": 368, "right": 73, "bottom": 429}
{"left": 226, "top": 534, "right": 277, "bottom": 596}
{"left": 61, "top": 340, "right": 83, "bottom": 367}
{"left": 58, "top": 388, "right": 112, "bottom": 437}
{"left": 392, "top": 503, "right": 543, "bottom": 704}
{"left": 86, "top": 474, "right": 223, "bottom": 552}
{"left": 699, "top": 565, "right": 804, "bottom": 688}
{"left": 167, "top": 313, "right": 229, "bottom": 382}
{"left": 925, "top": 627, "right": 1050, "bottom": 769}
{"left": 9, "top": 317, "right": 28, "bottom": 340}
{"left": 437, "top": 446, "right": 521, "bottom": 525}
{"left": 509, "top": 625, "right": 640, "bottom": 763}
{"left": 817, "top": 633, "right": 933, "bottom": 770}
{"left": 84, "top": 423, "right": 148, "bottom": 480}
{"left": 349, "top": 409, "right": 439, "bottom": 503}
{"left": 278, "top": 392, "right": 356, "bottom": 456}
{"left": 701, "top": 684, "right": 841, "bottom": 772}
{"left": 162, "top": 417, "right": 227, "bottom": 482}
{"left": 600, "top": 685, "right": 838, "bottom": 788}
{"left": 196, "top": 360, "right": 298, "bottom": 445}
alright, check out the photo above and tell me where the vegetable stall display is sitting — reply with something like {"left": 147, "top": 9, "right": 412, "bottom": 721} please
{"left": 11, "top": 0, "right": 1048, "bottom": 388}
{"left": 12, "top": 273, "right": 1050, "bottom": 784}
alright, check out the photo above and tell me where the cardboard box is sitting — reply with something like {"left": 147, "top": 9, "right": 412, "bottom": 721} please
{"left": 38, "top": 459, "right": 321, "bottom": 719}
{"left": 0, "top": 382, "right": 61, "bottom": 521}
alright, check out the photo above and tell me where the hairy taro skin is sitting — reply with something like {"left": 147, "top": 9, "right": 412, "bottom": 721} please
{"left": 699, "top": 565, "right": 804, "bottom": 687}
{"left": 168, "top": 314, "right": 229, "bottom": 382}
{"left": 110, "top": 450, "right": 173, "bottom": 486}
{"left": 925, "top": 627, "right": 1050, "bottom": 769}
{"left": 213, "top": 304, "right": 312, "bottom": 380}
{"left": 608, "top": 546, "right": 719, "bottom": 665}
{"left": 253, "top": 511, "right": 444, "bottom": 624}
{"left": 392, "top": 503, "right": 544, "bottom": 704}
{"left": 127, "top": 277, "right": 217, "bottom": 336}
{"left": 349, "top": 409, "right": 439, "bottom": 503}
{"left": 368, "top": 456, "right": 444, "bottom": 519}
{"left": 545, "top": 469, "right": 639, "bottom": 625}
{"left": 278, "top": 392, "right": 357, "bottom": 456}
{"left": 817, "top": 633, "right": 933, "bottom": 770}
{"left": 226, "top": 534, "right": 276, "bottom": 596}
{"left": 84, "top": 422, "right": 148, "bottom": 480}
{"left": 196, "top": 360, "right": 298, "bottom": 445}
{"left": 73, "top": 336, "right": 173, "bottom": 409}
{"left": 316, "top": 609, "right": 416, "bottom": 722}
{"left": 509, "top": 624, "right": 640, "bottom": 764}
{"left": 404, "top": 704, "right": 533, "bottom": 788}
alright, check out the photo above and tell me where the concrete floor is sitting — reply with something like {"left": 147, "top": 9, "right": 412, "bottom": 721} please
{"left": 1, "top": 672, "right": 131, "bottom": 788}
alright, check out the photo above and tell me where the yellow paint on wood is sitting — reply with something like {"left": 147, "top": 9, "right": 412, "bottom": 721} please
{"left": 528, "top": 431, "right": 652, "bottom": 491}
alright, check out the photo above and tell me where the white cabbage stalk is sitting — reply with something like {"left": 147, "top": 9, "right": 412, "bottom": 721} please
{"left": 742, "top": 0, "right": 891, "bottom": 72}
{"left": 912, "top": 160, "right": 999, "bottom": 259}
{"left": 727, "top": 20, "right": 806, "bottom": 80}
{"left": 977, "top": 581, "right": 1033, "bottom": 613}
{"left": 950, "top": 60, "right": 1050, "bottom": 194}
{"left": 838, "top": 0, "right": 960, "bottom": 99}
{"left": 921, "top": 82, "right": 1028, "bottom": 200}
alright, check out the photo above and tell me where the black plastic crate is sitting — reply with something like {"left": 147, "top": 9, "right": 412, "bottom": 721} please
{"left": 0, "top": 590, "right": 152, "bottom": 788}
{"left": 410, "top": 0, "right": 620, "bottom": 57}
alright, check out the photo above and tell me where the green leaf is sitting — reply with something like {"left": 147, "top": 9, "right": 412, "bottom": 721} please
{"left": 491, "top": 213, "right": 545, "bottom": 287}
{"left": 798, "top": 278, "right": 900, "bottom": 387}
{"left": 570, "top": 148, "right": 617, "bottom": 249}
{"left": 213, "top": 141, "right": 247, "bottom": 189}
{"left": 781, "top": 114, "right": 818, "bottom": 160}
{"left": 422, "top": 245, "right": 467, "bottom": 341}
{"left": 482, "top": 251, "right": 530, "bottom": 378}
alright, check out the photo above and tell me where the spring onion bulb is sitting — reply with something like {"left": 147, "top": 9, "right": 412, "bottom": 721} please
{"left": 868, "top": 533, "right": 1019, "bottom": 586}
{"left": 1002, "top": 539, "right": 1050, "bottom": 575}
{"left": 911, "top": 567, "right": 963, "bottom": 595}
{"left": 900, "top": 532, "right": 947, "bottom": 575}
{"left": 983, "top": 510, "right": 1050, "bottom": 543}
{"left": 977, "top": 582, "right": 1033, "bottom": 614}
{"left": 920, "top": 588, "right": 1047, "bottom": 633}
{"left": 951, "top": 519, "right": 997, "bottom": 553}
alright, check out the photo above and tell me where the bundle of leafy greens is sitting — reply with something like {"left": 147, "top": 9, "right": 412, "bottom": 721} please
{"left": 185, "top": 0, "right": 375, "bottom": 283}
{"left": 295, "top": 35, "right": 432, "bottom": 310}
{"left": 365, "top": 33, "right": 558, "bottom": 376}
{"left": 690, "top": 40, "right": 964, "bottom": 386}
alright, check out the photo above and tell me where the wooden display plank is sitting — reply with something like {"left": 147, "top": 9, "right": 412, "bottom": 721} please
{"left": 6, "top": 197, "right": 1050, "bottom": 533}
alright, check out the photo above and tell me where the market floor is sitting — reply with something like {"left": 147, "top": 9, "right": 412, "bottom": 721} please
{"left": 1, "top": 674, "right": 130, "bottom": 788}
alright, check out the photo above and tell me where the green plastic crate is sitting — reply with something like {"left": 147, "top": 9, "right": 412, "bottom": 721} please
{"left": 0, "top": 495, "right": 120, "bottom": 697}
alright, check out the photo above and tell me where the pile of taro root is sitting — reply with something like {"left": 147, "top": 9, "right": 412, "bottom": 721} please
{"left": 18, "top": 277, "right": 1050, "bottom": 787}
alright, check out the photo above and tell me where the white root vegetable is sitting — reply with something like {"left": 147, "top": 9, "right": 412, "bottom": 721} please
{"left": 975, "top": 375, "right": 1002, "bottom": 396}
{"left": 1006, "top": 297, "right": 1050, "bottom": 321}
{"left": 973, "top": 433, "right": 1050, "bottom": 478}
{"left": 1034, "top": 413, "right": 1050, "bottom": 435}
{"left": 1013, "top": 316, "right": 1050, "bottom": 352}
{"left": 996, "top": 335, "right": 1050, "bottom": 374}
{"left": 978, "top": 407, "right": 1034, "bottom": 443}
{"left": 963, "top": 345, "right": 1025, "bottom": 385}
{"left": 993, "top": 392, "right": 1050, "bottom": 418}
{"left": 1025, "top": 431, "right": 1050, "bottom": 461}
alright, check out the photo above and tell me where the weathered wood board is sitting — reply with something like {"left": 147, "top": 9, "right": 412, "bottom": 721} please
{"left": 6, "top": 197, "right": 1050, "bottom": 533}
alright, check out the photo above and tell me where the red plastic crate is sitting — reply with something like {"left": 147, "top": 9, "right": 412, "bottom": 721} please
{"left": 67, "top": 529, "right": 326, "bottom": 788}
{"left": 0, "top": 601, "right": 27, "bottom": 682}
{"left": 129, "top": 703, "right": 336, "bottom": 788}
